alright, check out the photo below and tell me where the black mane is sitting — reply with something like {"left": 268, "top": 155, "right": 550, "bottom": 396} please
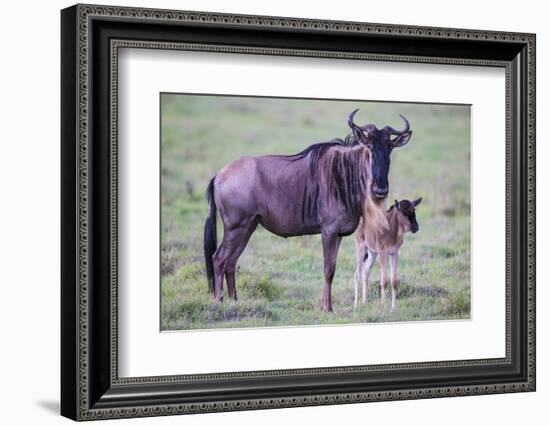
{"left": 288, "top": 134, "right": 359, "bottom": 173}
{"left": 291, "top": 134, "right": 368, "bottom": 223}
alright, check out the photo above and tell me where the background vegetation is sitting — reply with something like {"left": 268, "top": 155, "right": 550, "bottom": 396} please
{"left": 160, "top": 94, "right": 470, "bottom": 330}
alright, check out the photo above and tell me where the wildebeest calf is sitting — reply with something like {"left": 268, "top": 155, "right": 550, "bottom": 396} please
{"left": 354, "top": 198, "right": 422, "bottom": 310}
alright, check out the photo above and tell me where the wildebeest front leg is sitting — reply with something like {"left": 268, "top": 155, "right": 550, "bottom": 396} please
{"left": 321, "top": 232, "right": 342, "bottom": 312}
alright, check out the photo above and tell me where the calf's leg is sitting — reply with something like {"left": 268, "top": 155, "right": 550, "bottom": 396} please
{"left": 379, "top": 253, "right": 388, "bottom": 301}
{"left": 389, "top": 253, "right": 398, "bottom": 310}
{"left": 362, "top": 250, "right": 377, "bottom": 305}
{"left": 354, "top": 240, "right": 367, "bottom": 309}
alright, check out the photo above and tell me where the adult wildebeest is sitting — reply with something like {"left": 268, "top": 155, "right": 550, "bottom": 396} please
{"left": 354, "top": 197, "right": 422, "bottom": 310}
{"left": 204, "top": 109, "right": 412, "bottom": 312}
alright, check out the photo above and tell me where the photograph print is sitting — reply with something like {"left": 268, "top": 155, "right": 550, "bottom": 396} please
{"left": 160, "top": 94, "right": 471, "bottom": 331}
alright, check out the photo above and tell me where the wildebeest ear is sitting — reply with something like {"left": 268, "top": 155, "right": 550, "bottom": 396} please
{"left": 394, "top": 200, "right": 400, "bottom": 209}
{"left": 391, "top": 130, "right": 412, "bottom": 148}
{"left": 412, "top": 197, "right": 422, "bottom": 207}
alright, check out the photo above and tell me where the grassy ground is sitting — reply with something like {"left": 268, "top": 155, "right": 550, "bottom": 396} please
{"left": 160, "top": 94, "right": 471, "bottom": 331}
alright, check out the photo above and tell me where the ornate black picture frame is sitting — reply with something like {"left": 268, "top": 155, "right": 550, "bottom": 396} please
{"left": 61, "top": 3, "right": 536, "bottom": 421}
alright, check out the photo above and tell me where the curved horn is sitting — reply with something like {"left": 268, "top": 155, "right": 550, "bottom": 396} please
{"left": 347, "top": 109, "right": 360, "bottom": 130}
{"left": 385, "top": 114, "right": 410, "bottom": 135}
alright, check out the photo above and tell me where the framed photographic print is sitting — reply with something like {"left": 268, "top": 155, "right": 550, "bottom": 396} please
{"left": 60, "top": 3, "right": 536, "bottom": 421}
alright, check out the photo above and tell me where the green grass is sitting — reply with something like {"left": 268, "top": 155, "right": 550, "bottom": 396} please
{"left": 160, "top": 94, "right": 471, "bottom": 331}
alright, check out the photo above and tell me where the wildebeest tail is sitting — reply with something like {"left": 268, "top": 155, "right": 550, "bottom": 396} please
{"left": 203, "top": 177, "right": 217, "bottom": 294}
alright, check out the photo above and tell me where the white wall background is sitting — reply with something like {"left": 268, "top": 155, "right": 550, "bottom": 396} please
{"left": 0, "top": 0, "right": 546, "bottom": 424}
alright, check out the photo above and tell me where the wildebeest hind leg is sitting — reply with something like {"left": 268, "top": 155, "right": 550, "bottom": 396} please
{"left": 212, "top": 244, "right": 226, "bottom": 302}
{"left": 224, "top": 219, "right": 258, "bottom": 300}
